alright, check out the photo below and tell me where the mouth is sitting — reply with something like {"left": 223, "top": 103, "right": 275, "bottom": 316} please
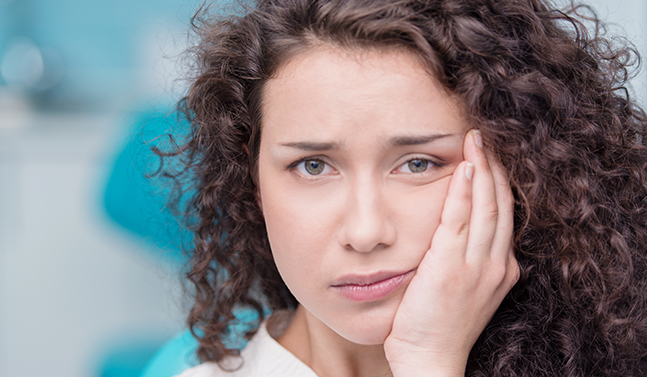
{"left": 331, "top": 269, "right": 415, "bottom": 302}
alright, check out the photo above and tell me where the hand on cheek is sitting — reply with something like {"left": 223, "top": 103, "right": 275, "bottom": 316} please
{"left": 384, "top": 129, "right": 520, "bottom": 377}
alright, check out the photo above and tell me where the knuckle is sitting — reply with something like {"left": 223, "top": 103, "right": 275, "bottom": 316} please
{"left": 509, "top": 261, "right": 521, "bottom": 285}
{"left": 483, "top": 202, "right": 499, "bottom": 222}
{"left": 453, "top": 220, "right": 470, "bottom": 236}
{"left": 441, "top": 216, "right": 470, "bottom": 236}
{"left": 498, "top": 256, "right": 521, "bottom": 290}
{"left": 488, "top": 262, "right": 507, "bottom": 284}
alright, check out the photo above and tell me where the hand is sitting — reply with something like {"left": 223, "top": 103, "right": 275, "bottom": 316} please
{"left": 384, "top": 129, "right": 520, "bottom": 377}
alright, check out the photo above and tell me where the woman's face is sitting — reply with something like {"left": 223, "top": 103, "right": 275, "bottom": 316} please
{"left": 258, "top": 47, "right": 469, "bottom": 344}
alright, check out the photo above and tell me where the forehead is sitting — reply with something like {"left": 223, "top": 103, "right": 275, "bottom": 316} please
{"left": 260, "top": 47, "right": 468, "bottom": 143}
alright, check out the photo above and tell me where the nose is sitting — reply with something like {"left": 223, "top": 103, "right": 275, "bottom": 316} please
{"left": 337, "top": 176, "right": 396, "bottom": 253}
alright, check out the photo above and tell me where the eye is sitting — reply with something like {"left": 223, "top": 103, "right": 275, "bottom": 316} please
{"left": 395, "top": 158, "right": 436, "bottom": 174}
{"left": 295, "top": 158, "right": 333, "bottom": 176}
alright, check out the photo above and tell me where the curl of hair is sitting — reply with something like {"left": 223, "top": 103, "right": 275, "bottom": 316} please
{"left": 168, "top": 0, "right": 647, "bottom": 375}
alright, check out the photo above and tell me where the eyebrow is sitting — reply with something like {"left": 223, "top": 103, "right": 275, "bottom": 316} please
{"left": 279, "top": 133, "right": 456, "bottom": 151}
{"left": 388, "top": 133, "right": 454, "bottom": 146}
{"left": 279, "top": 141, "right": 341, "bottom": 151}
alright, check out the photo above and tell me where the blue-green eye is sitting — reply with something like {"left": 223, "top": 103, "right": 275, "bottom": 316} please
{"left": 296, "top": 158, "right": 332, "bottom": 176}
{"left": 396, "top": 158, "right": 434, "bottom": 173}
{"left": 408, "top": 159, "right": 427, "bottom": 172}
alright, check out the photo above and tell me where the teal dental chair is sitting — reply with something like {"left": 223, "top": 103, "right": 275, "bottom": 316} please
{"left": 104, "top": 107, "right": 260, "bottom": 377}
{"left": 103, "top": 108, "right": 198, "bottom": 377}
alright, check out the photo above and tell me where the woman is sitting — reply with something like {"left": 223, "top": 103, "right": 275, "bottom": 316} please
{"left": 169, "top": 0, "right": 647, "bottom": 375}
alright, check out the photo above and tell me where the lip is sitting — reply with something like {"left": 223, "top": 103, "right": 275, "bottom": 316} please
{"left": 331, "top": 269, "right": 415, "bottom": 302}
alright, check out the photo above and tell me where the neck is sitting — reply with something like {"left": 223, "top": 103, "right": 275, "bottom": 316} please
{"left": 276, "top": 305, "right": 392, "bottom": 377}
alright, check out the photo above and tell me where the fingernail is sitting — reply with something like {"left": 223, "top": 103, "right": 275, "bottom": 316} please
{"left": 473, "top": 130, "right": 483, "bottom": 148}
{"left": 465, "top": 162, "right": 474, "bottom": 181}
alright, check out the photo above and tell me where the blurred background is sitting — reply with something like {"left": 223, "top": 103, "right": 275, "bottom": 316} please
{"left": 0, "top": 0, "right": 197, "bottom": 377}
{"left": 0, "top": 0, "right": 645, "bottom": 377}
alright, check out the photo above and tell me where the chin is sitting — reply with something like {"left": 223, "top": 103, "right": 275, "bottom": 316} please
{"left": 324, "top": 303, "right": 398, "bottom": 345}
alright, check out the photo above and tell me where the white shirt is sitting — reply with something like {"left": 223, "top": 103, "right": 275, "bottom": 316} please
{"left": 174, "top": 321, "right": 319, "bottom": 377}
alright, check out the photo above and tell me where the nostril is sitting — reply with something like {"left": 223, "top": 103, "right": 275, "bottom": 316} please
{"left": 338, "top": 206, "right": 396, "bottom": 253}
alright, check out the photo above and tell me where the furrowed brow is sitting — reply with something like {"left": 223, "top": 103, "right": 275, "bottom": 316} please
{"left": 279, "top": 141, "right": 341, "bottom": 151}
{"left": 388, "top": 133, "right": 453, "bottom": 146}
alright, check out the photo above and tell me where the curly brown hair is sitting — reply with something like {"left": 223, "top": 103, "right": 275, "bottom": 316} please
{"left": 170, "top": 0, "right": 647, "bottom": 375}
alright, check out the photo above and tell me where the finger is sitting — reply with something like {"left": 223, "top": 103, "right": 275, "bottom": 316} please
{"left": 506, "top": 248, "right": 521, "bottom": 287}
{"left": 487, "top": 149, "right": 515, "bottom": 263}
{"left": 428, "top": 160, "right": 474, "bottom": 264}
{"left": 492, "top": 247, "right": 521, "bottom": 301}
{"left": 462, "top": 129, "right": 499, "bottom": 262}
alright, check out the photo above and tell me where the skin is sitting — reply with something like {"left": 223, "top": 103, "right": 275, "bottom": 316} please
{"left": 257, "top": 46, "right": 519, "bottom": 377}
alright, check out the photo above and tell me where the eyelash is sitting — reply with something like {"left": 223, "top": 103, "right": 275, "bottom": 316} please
{"left": 288, "top": 157, "right": 335, "bottom": 177}
{"left": 288, "top": 156, "right": 444, "bottom": 176}
{"left": 394, "top": 157, "right": 443, "bottom": 174}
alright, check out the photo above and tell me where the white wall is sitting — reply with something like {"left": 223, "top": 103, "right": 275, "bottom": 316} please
{"left": 0, "top": 114, "right": 186, "bottom": 377}
{"left": 570, "top": 0, "right": 647, "bottom": 103}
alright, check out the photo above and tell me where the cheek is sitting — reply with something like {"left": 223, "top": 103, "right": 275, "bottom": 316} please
{"left": 258, "top": 177, "right": 342, "bottom": 282}
{"left": 390, "top": 176, "right": 452, "bottom": 252}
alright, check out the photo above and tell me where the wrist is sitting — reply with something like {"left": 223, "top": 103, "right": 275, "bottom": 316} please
{"left": 389, "top": 361, "right": 465, "bottom": 377}
{"left": 385, "top": 339, "right": 468, "bottom": 377}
